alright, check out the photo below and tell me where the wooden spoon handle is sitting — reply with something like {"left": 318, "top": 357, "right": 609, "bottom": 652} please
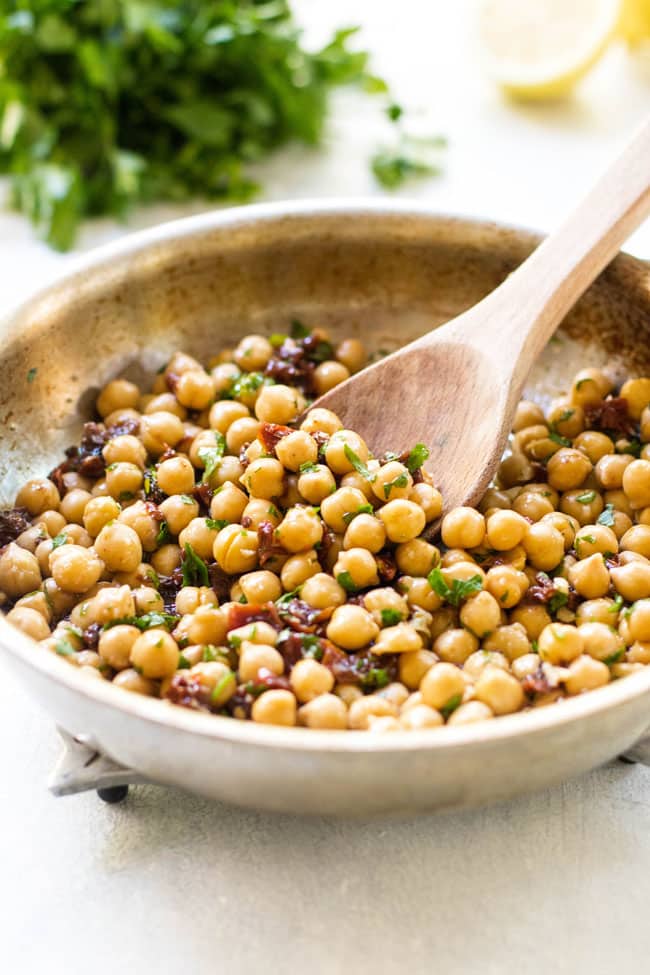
{"left": 458, "top": 116, "right": 650, "bottom": 374}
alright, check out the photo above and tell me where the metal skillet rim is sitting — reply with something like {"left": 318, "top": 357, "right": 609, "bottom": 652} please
{"left": 2, "top": 196, "right": 650, "bottom": 755}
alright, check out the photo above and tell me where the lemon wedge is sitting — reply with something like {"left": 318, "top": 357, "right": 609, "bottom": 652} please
{"left": 479, "top": 0, "right": 623, "bottom": 99}
{"left": 619, "top": 0, "right": 650, "bottom": 44}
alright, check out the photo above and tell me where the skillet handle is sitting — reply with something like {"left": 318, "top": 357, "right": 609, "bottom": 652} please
{"left": 621, "top": 734, "right": 650, "bottom": 766}
{"left": 49, "top": 728, "right": 149, "bottom": 797}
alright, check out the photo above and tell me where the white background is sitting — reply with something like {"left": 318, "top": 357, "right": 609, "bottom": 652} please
{"left": 2, "top": 3, "right": 650, "bottom": 973}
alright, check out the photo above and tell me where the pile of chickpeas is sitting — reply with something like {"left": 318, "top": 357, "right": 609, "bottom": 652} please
{"left": 3, "top": 325, "right": 650, "bottom": 732}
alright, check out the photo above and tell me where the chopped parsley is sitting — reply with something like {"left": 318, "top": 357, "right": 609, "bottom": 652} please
{"left": 155, "top": 520, "right": 171, "bottom": 547}
{"left": 268, "top": 503, "right": 281, "bottom": 519}
{"left": 27, "top": 367, "right": 37, "bottom": 383}
{"left": 383, "top": 471, "right": 409, "bottom": 499}
{"left": 360, "top": 667, "right": 390, "bottom": 692}
{"left": 51, "top": 532, "right": 67, "bottom": 549}
{"left": 179, "top": 494, "right": 195, "bottom": 506}
{"left": 380, "top": 608, "right": 403, "bottom": 626}
{"left": 405, "top": 443, "right": 430, "bottom": 472}
{"left": 299, "top": 462, "right": 321, "bottom": 474}
{"left": 178, "top": 653, "right": 192, "bottom": 670}
{"left": 603, "top": 648, "right": 625, "bottom": 666}
{"left": 576, "top": 534, "right": 596, "bottom": 548}
{"left": 609, "top": 595, "right": 624, "bottom": 614}
{"left": 576, "top": 491, "right": 597, "bottom": 504}
{"left": 181, "top": 543, "right": 209, "bottom": 587}
{"left": 290, "top": 319, "right": 310, "bottom": 340}
{"left": 549, "top": 431, "right": 572, "bottom": 447}
{"left": 198, "top": 432, "right": 226, "bottom": 482}
{"left": 343, "top": 444, "right": 376, "bottom": 482}
{"left": 548, "top": 591, "right": 568, "bottom": 615}
{"left": 206, "top": 518, "right": 229, "bottom": 531}
{"left": 211, "top": 671, "right": 236, "bottom": 704}
{"left": 427, "top": 567, "right": 483, "bottom": 607}
{"left": 620, "top": 440, "right": 642, "bottom": 458}
{"left": 337, "top": 570, "right": 358, "bottom": 593}
{"left": 440, "top": 692, "right": 463, "bottom": 719}
{"left": 55, "top": 638, "right": 76, "bottom": 657}
{"left": 342, "top": 503, "right": 374, "bottom": 526}
{"left": 597, "top": 503, "right": 616, "bottom": 527}
{"left": 103, "top": 612, "right": 179, "bottom": 632}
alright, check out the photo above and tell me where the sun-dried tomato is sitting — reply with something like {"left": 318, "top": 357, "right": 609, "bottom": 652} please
{"left": 376, "top": 549, "right": 397, "bottom": 583}
{"left": 82, "top": 622, "right": 101, "bottom": 650}
{"left": 257, "top": 520, "right": 285, "bottom": 568}
{"left": 277, "top": 597, "right": 331, "bottom": 633}
{"left": 227, "top": 601, "right": 281, "bottom": 631}
{"left": 264, "top": 338, "right": 316, "bottom": 394}
{"left": 528, "top": 573, "right": 555, "bottom": 604}
{"left": 259, "top": 422, "right": 293, "bottom": 453}
{"left": 584, "top": 397, "right": 636, "bottom": 437}
{"left": 209, "top": 562, "right": 232, "bottom": 604}
{"left": 0, "top": 507, "right": 31, "bottom": 547}
{"left": 158, "top": 567, "right": 184, "bottom": 613}
{"left": 165, "top": 673, "right": 211, "bottom": 711}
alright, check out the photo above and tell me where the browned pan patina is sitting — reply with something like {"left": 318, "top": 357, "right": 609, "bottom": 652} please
{"left": 2, "top": 201, "right": 650, "bottom": 816}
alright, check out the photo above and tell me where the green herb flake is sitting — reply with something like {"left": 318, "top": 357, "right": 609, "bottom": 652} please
{"left": 609, "top": 595, "right": 624, "bottom": 614}
{"left": 360, "top": 667, "right": 390, "bottom": 692}
{"left": 202, "top": 646, "right": 219, "bottom": 662}
{"left": 51, "top": 533, "right": 67, "bottom": 549}
{"left": 268, "top": 503, "right": 281, "bottom": 519}
{"left": 55, "top": 638, "right": 76, "bottom": 657}
{"left": 343, "top": 444, "right": 376, "bottom": 483}
{"left": 26, "top": 367, "right": 37, "bottom": 383}
{"left": 178, "top": 653, "right": 192, "bottom": 670}
{"left": 548, "top": 591, "right": 568, "bottom": 615}
{"left": 342, "top": 503, "right": 374, "bottom": 526}
{"left": 155, "top": 520, "right": 171, "bottom": 547}
{"left": 597, "top": 504, "right": 616, "bottom": 527}
{"left": 549, "top": 431, "right": 572, "bottom": 447}
{"left": 440, "top": 692, "right": 463, "bottom": 720}
{"left": 577, "top": 534, "right": 596, "bottom": 546}
{"left": 576, "top": 491, "right": 597, "bottom": 504}
{"left": 427, "top": 567, "right": 483, "bottom": 607}
{"left": 405, "top": 443, "right": 430, "bottom": 472}
{"left": 206, "top": 518, "right": 229, "bottom": 531}
{"left": 603, "top": 648, "right": 625, "bottom": 666}
{"left": 290, "top": 319, "right": 310, "bottom": 340}
{"left": 198, "top": 432, "right": 226, "bottom": 482}
{"left": 181, "top": 543, "right": 209, "bottom": 588}
{"left": 269, "top": 333, "right": 287, "bottom": 348}
{"left": 383, "top": 472, "right": 409, "bottom": 499}
{"left": 380, "top": 608, "right": 403, "bottom": 626}
{"left": 575, "top": 378, "right": 593, "bottom": 391}
{"left": 299, "top": 462, "right": 321, "bottom": 474}
{"left": 337, "top": 570, "right": 358, "bottom": 594}
{"left": 211, "top": 671, "right": 236, "bottom": 704}
{"left": 620, "top": 440, "right": 642, "bottom": 458}
{"left": 179, "top": 494, "right": 195, "bottom": 506}
{"left": 103, "top": 612, "right": 179, "bottom": 632}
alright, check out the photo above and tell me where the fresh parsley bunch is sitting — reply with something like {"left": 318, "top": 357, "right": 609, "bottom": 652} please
{"left": 0, "top": 0, "right": 385, "bottom": 249}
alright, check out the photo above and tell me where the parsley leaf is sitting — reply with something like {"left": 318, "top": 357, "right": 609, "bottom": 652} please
{"left": 27, "top": 367, "right": 37, "bottom": 383}
{"left": 299, "top": 462, "right": 321, "bottom": 474}
{"left": 383, "top": 471, "right": 409, "bottom": 498}
{"left": 51, "top": 533, "right": 67, "bottom": 549}
{"left": 576, "top": 491, "right": 596, "bottom": 504}
{"left": 440, "top": 692, "right": 463, "bottom": 719}
{"left": 597, "top": 503, "right": 616, "bottom": 527}
{"left": 198, "top": 432, "right": 226, "bottom": 483}
{"left": 343, "top": 444, "right": 376, "bottom": 482}
{"left": 55, "top": 638, "right": 76, "bottom": 657}
{"left": 360, "top": 667, "right": 390, "bottom": 691}
{"left": 290, "top": 319, "right": 310, "bottom": 340}
{"left": 342, "top": 503, "right": 374, "bottom": 526}
{"left": 427, "top": 567, "right": 483, "bottom": 607}
{"left": 548, "top": 591, "right": 568, "bottom": 615}
{"left": 181, "top": 543, "right": 209, "bottom": 587}
{"left": 206, "top": 518, "right": 229, "bottom": 531}
{"left": 549, "top": 431, "right": 572, "bottom": 447}
{"left": 103, "top": 612, "right": 179, "bottom": 632}
{"left": 380, "top": 608, "right": 403, "bottom": 626}
{"left": 211, "top": 671, "right": 236, "bottom": 705}
{"left": 337, "top": 571, "right": 358, "bottom": 593}
{"left": 155, "top": 520, "right": 171, "bottom": 547}
{"left": 603, "top": 648, "right": 625, "bottom": 666}
{"left": 405, "top": 443, "right": 430, "bottom": 472}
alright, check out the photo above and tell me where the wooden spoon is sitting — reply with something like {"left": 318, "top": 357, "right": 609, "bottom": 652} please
{"left": 316, "top": 118, "right": 650, "bottom": 516}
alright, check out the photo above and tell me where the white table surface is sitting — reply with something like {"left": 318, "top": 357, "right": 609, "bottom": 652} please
{"left": 3, "top": 3, "right": 650, "bottom": 973}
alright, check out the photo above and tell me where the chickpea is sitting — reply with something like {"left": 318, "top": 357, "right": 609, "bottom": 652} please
{"left": 238, "top": 642, "right": 284, "bottom": 682}
{"left": 595, "top": 453, "right": 633, "bottom": 490}
{"left": 407, "top": 483, "right": 442, "bottom": 523}
{"left": 362, "top": 587, "right": 408, "bottom": 625}
{"left": 15, "top": 478, "right": 60, "bottom": 516}
{"left": 485, "top": 565, "right": 527, "bottom": 609}
{"left": 369, "top": 462, "right": 411, "bottom": 503}
{"left": 464, "top": 650, "right": 509, "bottom": 680}
{"left": 343, "top": 514, "right": 386, "bottom": 554}
{"left": 240, "top": 457, "right": 285, "bottom": 499}
{"left": 546, "top": 448, "right": 592, "bottom": 492}
{"left": 485, "top": 510, "right": 526, "bottom": 551}
{"left": 234, "top": 334, "right": 273, "bottom": 371}
{"left": 251, "top": 689, "right": 297, "bottom": 726}
{"left": 176, "top": 518, "right": 218, "bottom": 562}
{"left": 473, "top": 665, "right": 524, "bottom": 715}
{"left": 280, "top": 550, "right": 320, "bottom": 591}
{"left": 621, "top": 525, "right": 650, "bottom": 560}
{"left": 90, "top": 585, "right": 135, "bottom": 625}
{"left": 620, "top": 377, "right": 650, "bottom": 419}
{"left": 150, "top": 543, "right": 182, "bottom": 576}
{"left": 546, "top": 402, "right": 585, "bottom": 439}
{"left": 104, "top": 462, "right": 142, "bottom": 502}
{"left": 301, "top": 573, "right": 346, "bottom": 609}
{"left": 373, "top": 622, "right": 422, "bottom": 656}
{"left": 570, "top": 368, "right": 612, "bottom": 407}
{"left": 321, "top": 487, "right": 368, "bottom": 534}
{"left": 433, "top": 628, "right": 478, "bottom": 665}
{"left": 332, "top": 548, "right": 378, "bottom": 591}
{"left": 622, "top": 460, "right": 650, "bottom": 509}
{"left": 6, "top": 606, "right": 50, "bottom": 641}
{"left": 578, "top": 621, "right": 624, "bottom": 662}
{"left": 298, "top": 693, "right": 348, "bottom": 730}
{"left": 399, "top": 575, "right": 441, "bottom": 613}
{"left": 398, "top": 649, "right": 436, "bottom": 689}
{"left": 156, "top": 494, "right": 196, "bottom": 537}
{"left": 101, "top": 433, "right": 146, "bottom": 469}
{"left": 173, "top": 370, "right": 214, "bottom": 411}
{"left": 96, "top": 378, "right": 140, "bottom": 418}
{"left": 113, "top": 668, "right": 157, "bottom": 695}
{"left": 98, "top": 624, "right": 140, "bottom": 670}
{"left": 378, "top": 499, "right": 426, "bottom": 544}
{"left": 297, "top": 465, "right": 337, "bottom": 506}
{"left": 447, "top": 701, "right": 495, "bottom": 725}
{"left": 568, "top": 554, "right": 611, "bottom": 599}
{"left": 153, "top": 456, "right": 193, "bottom": 497}
{"left": 610, "top": 560, "right": 650, "bottom": 601}
{"left": 323, "top": 430, "right": 370, "bottom": 476}
{"left": 237, "top": 570, "right": 282, "bottom": 604}
{"left": 188, "top": 662, "right": 236, "bottom": 708}
{"left": 348, "top": 695, "right": 397, "bottom": 730}
{"left": 130, "top": 629, "right": 179, "bottom": 678}
{"left": 142, "top": 392, "right": 186, "bottom": 420}
{"left": 498, "top": 451, "right": 535, "bottom": 488}
{"left": 270, "top": 430, "right": 316, "bottom": 472}
{"left": 483, "top": 622, "right": 531, "bottom": 660}
{"left": 326, "top": 604, "right": 379, "bottom": 650}
{"left": 313, "top": 360, "right": 350, "bottom": 395}
{"left": 299, "top": 408, "right": 342, "bottom": 438}
{"left": 81, "top": 496, "right": 120, "bottom": 539}
{"left": 334, "top": 338, "right": 366, "bottom": 373}
{"left": 140, "top": 411, "right": 185, "bottom": 456}
{"left": 512, "top": 491, "right": 554, "bottom": 522}
{"left": 521, "top": 523, "right": 564, "bottom": 572}
{"left": 627, "top": 600, "right": 650, "bottom": 642}
{"left": 94, "top": 522, "right": 142, "bottom": 573}
{"left": 49, "top": 544, "right": 103, "bottom": 594}
{"left": 564, "top": 655, "right": 610, "bottom": 694}
{"left": 459, "top": 590, "right": 501, "bottom": 638}
{"left": 574, "top": 431, "right": 614, "bottom": 465}
{"left": 440, "top": 507, "right": 485, "bottom": 549}
{"left": 289, "top": 659, "right": 334, "bottom": 703}
{"left": 628, "top": 642, "right": 650, "bottom": 664}
{"left": 420, "top": 662, "right": 465, "bottom": 712}
{"left": 510, "top": 603, "right": 552, "bottom": 641}
{"left": 536, "top": 622, "right": 583, "bottom": 665}
{"left": 58, "top": 488, "right": 92, "bottom": 525}
{"left": 513, "top": 400, "right": 545, "bottom": 431}
{"left": 254, "top": 384, "right": 304, "bottom": 425}
{"left": 276, "top": 506, "right": 323, "bottom": 553}
{"left": 13, "top": 590, "right": 52, "bottom": 624}
{"left": 392, "top": 538, "right": 437, "bottom": 578}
